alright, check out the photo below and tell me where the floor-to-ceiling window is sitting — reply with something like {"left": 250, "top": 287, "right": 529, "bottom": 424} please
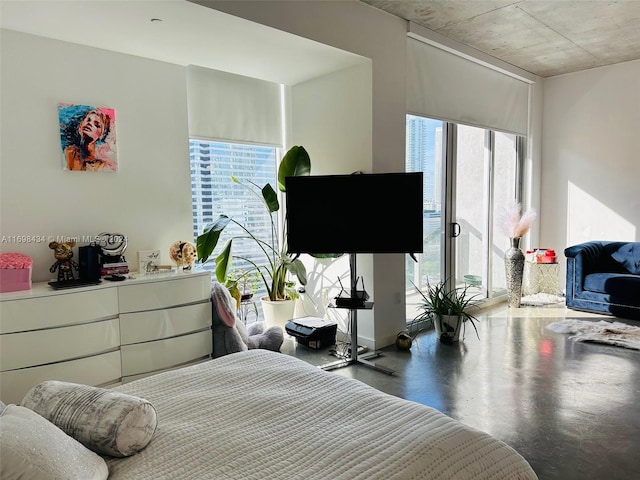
{"left": 406, "top": 115, "right": 524, "bottom": 320}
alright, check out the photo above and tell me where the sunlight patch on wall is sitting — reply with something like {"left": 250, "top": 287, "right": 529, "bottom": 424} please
{"left": 567, "top": 182, "right": 635, "bottom": 245}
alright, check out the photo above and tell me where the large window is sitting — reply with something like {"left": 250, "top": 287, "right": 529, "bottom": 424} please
{"left": 190, "top": 139, "right": 279, "bottom": 302}
{"left": 406, "top": 115, "right": 524, "bottom": 320}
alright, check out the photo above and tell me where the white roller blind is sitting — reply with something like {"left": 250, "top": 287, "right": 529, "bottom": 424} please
{"left": 187, "top": 65, "right": 282, "bottom": 145}
{"left": 407, "top": 38, "right": 529, "bottom": 135}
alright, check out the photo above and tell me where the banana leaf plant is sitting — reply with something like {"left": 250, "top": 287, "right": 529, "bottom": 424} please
{"left": 196, "top": 145, "right": 311, "bottom": 303}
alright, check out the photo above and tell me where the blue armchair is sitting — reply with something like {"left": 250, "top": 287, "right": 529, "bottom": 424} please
{"left": 565, "top": 241, "right": 640, "bottom": 320}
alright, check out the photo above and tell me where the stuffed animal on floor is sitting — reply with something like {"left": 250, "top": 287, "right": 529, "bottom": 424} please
{"left": 210, "top": 282, "right": 284, "bottom": 358}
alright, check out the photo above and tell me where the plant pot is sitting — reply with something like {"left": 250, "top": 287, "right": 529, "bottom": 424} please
{"left": 434, "top": 314, "right": 461, "bottom": 343}
{"left": 395, "top": 331, "right": 413, "bottom": 350}
{"left": 260, "top": 297, "right": 295, "bottom": 330}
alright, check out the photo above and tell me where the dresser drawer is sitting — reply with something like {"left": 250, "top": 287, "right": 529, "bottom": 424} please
{"left": 118, "top": 273, "right": 211, "bottom": 313}
{"left": 120, "top": 330, "right": 212, "bottom": 376}
{"left": 0, "top": 350, "right": 122, "bottom": 405}
{"left": 0, "top": 287, "right": 118, "bottom": 334}
{"left": 120, "top": 302, "right": 211, "bottom": 345}
{"left": 121, "top": 358, "right": 210, "bottom": 384}
{"left": 0, "top": 318, "right": 120, "bottom": 371}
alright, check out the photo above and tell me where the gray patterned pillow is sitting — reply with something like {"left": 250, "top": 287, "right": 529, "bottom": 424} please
{"left": 0, "top": 404, "right": 109, "bottom": 479}
{"left": 21, "top": 381, "right": 157, "bottom": 457}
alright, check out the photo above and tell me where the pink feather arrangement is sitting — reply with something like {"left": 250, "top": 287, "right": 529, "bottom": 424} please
{"left": 498, "top": 202, "right": 536, "bottom": 238}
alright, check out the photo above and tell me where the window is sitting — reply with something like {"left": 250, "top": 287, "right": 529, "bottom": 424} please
{"left": 406, "top": 115, "right": 524, "bottom": 320}
{"left": 190, "top": 139, "right": 280, "bottom": 303}
{"left": 405, "top": 115, "right": 444, "bottom": 289}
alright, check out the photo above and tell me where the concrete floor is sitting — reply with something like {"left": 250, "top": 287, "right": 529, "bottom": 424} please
{"left": 281, "top": 304, "right": 640, "bottom": 480}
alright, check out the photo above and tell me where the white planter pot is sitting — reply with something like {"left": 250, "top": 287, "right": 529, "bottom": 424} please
{"left": 434, "top": 314, "right": 462, "bottom": 342}
{"left": 260, "top": 297, "right": 295, "bottom": 330}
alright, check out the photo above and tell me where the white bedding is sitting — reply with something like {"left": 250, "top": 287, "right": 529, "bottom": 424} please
{"left": 107, "top": 350, "right": 537, "bottom": 479}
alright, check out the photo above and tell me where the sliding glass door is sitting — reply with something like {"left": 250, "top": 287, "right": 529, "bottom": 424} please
{"left": 406, "top": 115, "right": 523, "bottom": 320}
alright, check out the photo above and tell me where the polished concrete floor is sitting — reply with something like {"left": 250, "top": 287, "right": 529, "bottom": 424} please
{"left": 281, "top": 304, "right": 640, "bottom": 480}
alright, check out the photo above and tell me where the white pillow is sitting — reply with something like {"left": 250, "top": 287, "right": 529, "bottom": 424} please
{"left": 0, "top": 404, "right": 109, "bottom": 480}
{"left": 21, "top": 380, "right": 157, "bottom": 457}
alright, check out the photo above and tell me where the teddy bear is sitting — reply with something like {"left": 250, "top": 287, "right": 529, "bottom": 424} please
{"left": 49, "top": 240, "right": 78, "bottom": 282}
{"left": 210, "top": 282, "right": 284, "bottom": 357}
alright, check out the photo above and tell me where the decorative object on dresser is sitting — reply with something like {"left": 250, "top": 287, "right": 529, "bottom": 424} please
{"left": 497, "top": 201, "right": 536, "bottom": 308}
{"left": 96, "top": 232, "right": 129, "bottom": 278}
{"left": 48, "top": 239, "right": 79, "bottom": 282}
{"left": 138, "top": 249, "right": 161, "bottom": 274}
{"left": 168, "top": 240, "right": 196, "bottom": 271}
{"left": 0, "top": 271, "right": 212, "bottom": 405}
{"left": 196, "top": 145, "right": 311, "bottom": 329}
{"left": 0, "top": 252, "right": 32, "bottom": 293}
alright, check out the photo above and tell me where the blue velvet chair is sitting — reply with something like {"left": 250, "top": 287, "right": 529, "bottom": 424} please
{"left": 565, "top": 241, "right": 640, "bottom": 320}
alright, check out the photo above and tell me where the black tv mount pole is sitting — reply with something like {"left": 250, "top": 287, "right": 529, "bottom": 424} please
{"left": 321, "top": 253, "right": 394, "bottom": 375}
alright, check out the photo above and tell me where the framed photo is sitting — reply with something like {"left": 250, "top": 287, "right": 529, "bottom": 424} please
{"left": 58, "top": 103, "right": 118, "bottom": 172}
{"left": 138, "top": 250, "right": 161, "bottom": 275}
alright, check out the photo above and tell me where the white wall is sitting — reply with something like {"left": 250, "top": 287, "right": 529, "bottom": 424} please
{"left": 289, "top": 62, "right": 375, "bottom": 344}
{"left": 200, "top": 0, "right": 411, "bottom": 348}
{"left": 541, "top": 59, "right": 640, "bottom": 289}
{"left": 0, "top": 30, "right": 193, "bottom": 282}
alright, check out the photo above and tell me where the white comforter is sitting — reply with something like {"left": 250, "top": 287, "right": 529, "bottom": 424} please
{"left": 107, "top": 350, "right": 537, "bottom": 480}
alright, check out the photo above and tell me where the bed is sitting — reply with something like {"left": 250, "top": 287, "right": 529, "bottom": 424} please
{"left": 103, "top": 349, "right": 537, "bottom": 480}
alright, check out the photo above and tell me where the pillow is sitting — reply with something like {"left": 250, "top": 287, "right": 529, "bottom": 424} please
{"left": 611, "top": 243, "right": 640, "bottom": 275}
{"left": 21, "top": 381, "right": 157, "bottom": 457}
{"left": 0, "top": 404, "right": 109, "bottom": 480}
{"left": 0, "top": 400, "right": 6, "bottom": 415}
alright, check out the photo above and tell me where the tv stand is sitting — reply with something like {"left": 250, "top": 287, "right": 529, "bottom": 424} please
{"left": 321, "top": 254, "right": 394, "bottom": 375}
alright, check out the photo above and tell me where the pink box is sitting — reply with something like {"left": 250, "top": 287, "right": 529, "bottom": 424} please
{"left": 0, "top": 267, "right": 32, "bottom": 293}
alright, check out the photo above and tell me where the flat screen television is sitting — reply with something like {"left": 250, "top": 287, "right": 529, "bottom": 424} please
{"left": 285, "top": 172, "right": 424, "bottom": 255}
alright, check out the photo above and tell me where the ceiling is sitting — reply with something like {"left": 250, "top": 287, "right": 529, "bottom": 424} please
{"left": 0, "top": 1, "right": 365, "bottom": 86}
{"left": 3, "top": 1, "right": 639, "bottom": 80}
{"left": 361, "top": 0, "right": 640, "bottom": 77}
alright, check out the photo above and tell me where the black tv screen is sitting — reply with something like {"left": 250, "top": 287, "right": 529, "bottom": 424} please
{"left": 285, "top": 172, "right": 424, "bottom": 255}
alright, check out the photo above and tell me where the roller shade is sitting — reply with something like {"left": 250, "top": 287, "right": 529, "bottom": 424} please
{"left": 407, "top": 38, "right": 529, "bottom": 135}
{"left": 187, "top": 65, "right": 282, "bottom": 145}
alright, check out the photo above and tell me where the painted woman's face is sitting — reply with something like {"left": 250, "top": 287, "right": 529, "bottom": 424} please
{"left": 78, "top": 112, "right": 105, "bottom": 142}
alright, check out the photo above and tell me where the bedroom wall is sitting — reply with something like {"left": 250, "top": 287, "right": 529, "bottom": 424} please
{"left": 198, "top": 0, "right": 411, "bottom": 348}
{"left": 289, "top": 62, "right": 375, "bottom": 342}
{"left": 541, "top": 59, "right": 640, "bottom": 290}
{"left": 0, "top": 29, "right": 193, "bottom": 282}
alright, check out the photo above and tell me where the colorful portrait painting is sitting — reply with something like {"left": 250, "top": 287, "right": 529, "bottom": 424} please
{"left": 58, "top": 103, "right": 118, "bottom": 172}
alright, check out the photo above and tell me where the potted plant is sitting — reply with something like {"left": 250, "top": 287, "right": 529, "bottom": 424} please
{"left": 412, "top": 279, "right": 481, "bottom": 344}
{"left": 196, "top": 145, "right": 311, "bottom": 328}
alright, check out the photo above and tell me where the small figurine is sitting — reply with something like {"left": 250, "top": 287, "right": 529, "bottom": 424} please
{"left": 49, "top": 240, "right": 78, "bottom": 282}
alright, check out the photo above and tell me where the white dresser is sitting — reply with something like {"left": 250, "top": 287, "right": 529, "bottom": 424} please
{"left": 0, "top": 271, "right": 212, "bottom": 404}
